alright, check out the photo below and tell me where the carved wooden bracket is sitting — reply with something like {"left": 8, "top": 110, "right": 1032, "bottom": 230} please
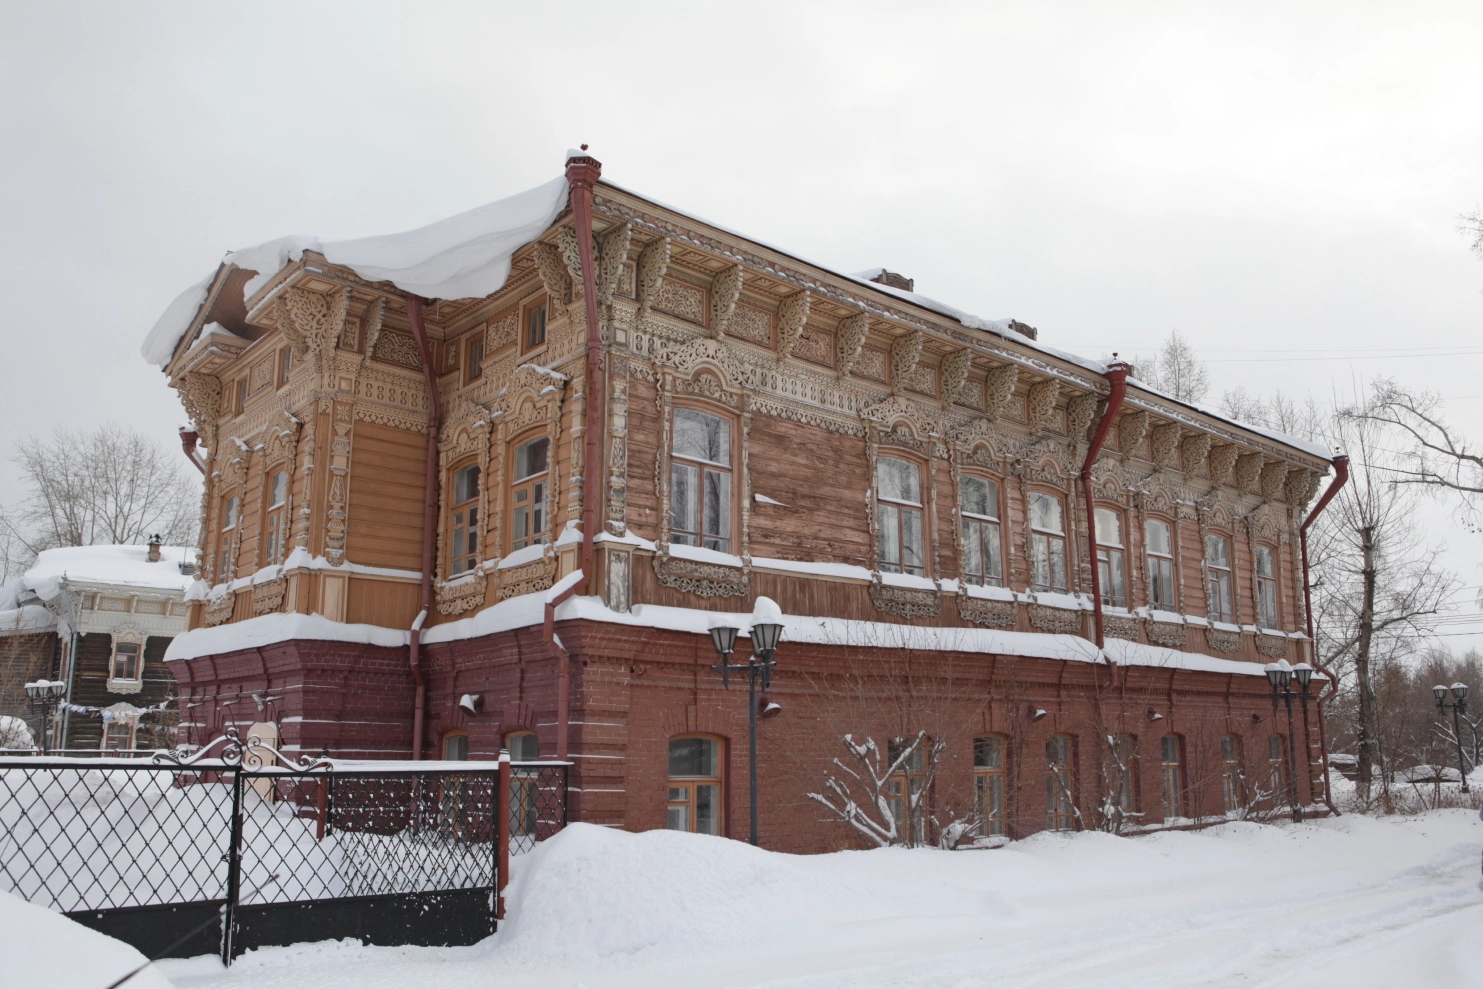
{"left": 709, "top": 264, "right": 744, "bottom": 339}
{"left": 1208, "top": 443, "right": 1238, "bottom": 486}
{"left": 1066, "top": 393, "right": 1099, "bottom": 440}
{"left": 1181, "top": 433, "right": 1212, "bottom": 476}
{"left": 635, "top": 237, "right": 671, "bottom": 321}
{"left": 983, "top": 364, "right": 1019, "bottom": 421}
{"left": 536, "top": 242, "right": 573, "bottom": 313}
{"left": 1151, "top": 422, "right": 1181, "bottom": 468}
{"left": 836, "top": 312, "right": 869, "bottom": 378}
{"left": 1027, "top": 380, "right": 1060, "bottom": 432}
{"left": 1120, "top": 410, "right": 1150, "bottom": 452}
{"left": 889, "top": 330, "right": 924, "bottom": 395}
{"left": 941, "top": 348, "right": 972, "bottom": 405}
{"left": 776, "top": 290, "right": 811, "bottom": 360}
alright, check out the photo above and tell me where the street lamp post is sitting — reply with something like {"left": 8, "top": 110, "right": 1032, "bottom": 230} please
{"left": 1431, "top": 682, "right": 1470, "bottom": 794}
{"left": 708, "top": 596, "right": 785, "bottom": 847}
{"left": 1264, "top": 660, "right": 1314, "bottom": 824}
{"left": 24, "top": 679, "right": 67, "bottom": 755}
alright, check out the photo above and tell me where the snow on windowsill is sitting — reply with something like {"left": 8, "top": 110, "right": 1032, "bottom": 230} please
{"left": 749, "top": 556, "right": 873, "bottom": 582}
{"left": 1027, "top": 590, "right": 1091, "bottom": 612}
{"left": 1211, "top": 620, "right": 1242, "bottom": 634}
{"left": 877, "top": 571, "right": 937, "bottom": 591}
{"left": 498, "top": 544, "right": 554, "bottom": 571}
{"left": 664, "top": 543, "right": 745, "bottom": 569}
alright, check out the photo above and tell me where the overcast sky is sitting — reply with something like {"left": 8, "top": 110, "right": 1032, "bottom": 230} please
{"left": 3, "top": 2, "right": 1481, "bottom": 643}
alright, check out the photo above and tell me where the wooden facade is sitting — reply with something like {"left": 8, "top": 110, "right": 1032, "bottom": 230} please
{"left": 155, "top": 155, "right": 1335, "bottom": 849}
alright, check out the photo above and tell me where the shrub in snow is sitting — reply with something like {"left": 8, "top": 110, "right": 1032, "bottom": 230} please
{"left": 0, "top": 716, "right": 34, "bottom": 749}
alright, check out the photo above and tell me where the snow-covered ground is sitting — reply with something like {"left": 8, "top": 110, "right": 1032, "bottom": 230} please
{"left": 8, "top": 809, "right": 1479, "bottom": 989}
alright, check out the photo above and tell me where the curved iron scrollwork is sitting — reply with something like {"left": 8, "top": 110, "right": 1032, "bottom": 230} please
{"left": 152, "top": 726, "right": 335, "bottom": 772}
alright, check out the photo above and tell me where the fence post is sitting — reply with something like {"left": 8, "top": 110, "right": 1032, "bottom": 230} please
{"left": 221, "top": 769, "right": 245, "bottom": 966}
{"left": 497, "top": 749, "right": 510, "bottom": 921}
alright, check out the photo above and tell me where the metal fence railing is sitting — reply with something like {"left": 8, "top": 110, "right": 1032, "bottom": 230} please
{"left": 0, "top": 728, "right": 569, "bottom": 964}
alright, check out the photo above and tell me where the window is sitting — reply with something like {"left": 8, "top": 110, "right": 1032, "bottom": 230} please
{"left": 442, "top": 732, "right": 469, "bottom": 760}
{"left": 111, "top": 641, "right": 142, "bottom": 681}
{"left": 525, "top": 301, "right": 548, "bottom": 351}
{"left": 236, "top": 379, "right": 248, "bottom": 414}
{"left": 510, "top": 437, "right": 550, "bottom": 551}
{"left": 1221, "top": 735, "right": 1243, "bottom": 814}
{"left": 263, "top": 470, "right": 289, "bottom": 565}
{"left": 102, "top": 720, "right": 135, "bottom": 752}
{"left": 887, "top": 737, "right": 928, "bottom": 843}
{"left": 465, "top": 334, "right": 484, "bottom": 383}
{"left": 960, "top": 476, "right": 1003, "bottom": 587}
{"left": 1267, "top": 735, "right": 1286, "bottom": 805}
{"left": 1145, "top": 519, "right": 1176, "bottom": 611}
{"left": 277, "top": 347, "right": 292, "bottom": 388}
{"left": 667, "top": 736, "right": 722, "bottom": 835}
{"left": 1046, "top": 735, "right": 1076, "bottom": 830}
{"left": 973, "top": 736, "right": 1006, "bottom": 837}
{"left": 1030, "top": 492, "right": 1067, "bottom": 592}
{"left": 1160, "top": 735, "right": 1184, "bottom": 820}
{"left": 876, "top": 456, "right": 924, "bottom": 576}
{"left": 507, "top": 732, "right": 540, "bottom": 838}
{"left": 219, "top": 495, "right": 240, "bottom": 578}
{"left": 450, "top": 463, "right": 481, "bottom": 575}
{"left": 1255, "top": 545, "right": 1279, "bottom": 629}
{"left": 1095, "top": 508, "right": 1127, "bottom": 608}
{"left": 1206, "top": 534, "right": 1234, "bottom": 622}
{"left": 1105, "top": 734, "right": 1136, "bottom": 819}
{"left": 671, "top": 409, "right": 732, "bottom": 552}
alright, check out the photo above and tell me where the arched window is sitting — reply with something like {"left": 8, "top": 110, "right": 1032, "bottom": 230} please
{"left": 671, "top": 409, "right": 732, "bottom": 552}
{"left": 961, "top": 476, "right": 1003, "bottom": 587}
{"left": 449, "top": 462, "right": 481, "bottom": 575}
{"left": 877, "top": 456, "right": 924, "bottom": 576}
{"left": 1145, "top": 518, "right": 1176, "bottom": 611}
{"left": 667, "top": 735, "right": 723, "bottom": 835}
{"left": 263, "top": 469, "right": 289, "bottom": 565}
{"left": 887, "top": 736, "right": 928, "bottom": 844}
{"left": 1030, "top": 492, "right": 1067, "bottom": 592}
{"left": 1046, "top": 735, "right": 1076, "bottom": 830}
{"left": 218, "top": 495, "right": 240, "bottom": 579}
{"left": 510, "top": 436, "right": 550, "bottom": 551}
{"left": 1094, "top": 508, "right": 1127, "bottom": 608}
{"left": 441, "top": 731, "right": 469, "bottom": 760}
{"left": 1160, "top": 735, "right": 1184, "bottom": 820}
{"left": 1205, "top": 534, "right": 1234, "bottom": 622}
{"left": 973, "top": 736, "right": 1007, "bottom": 837}
{"left": 506, "top": 731, "right": 540, "bottom": 839}
{"left": 1255, "top": 545, "right": 1279, "bottom": 629}
{"left": 1221, "top": 735, "right": 1243, "bottom": 814}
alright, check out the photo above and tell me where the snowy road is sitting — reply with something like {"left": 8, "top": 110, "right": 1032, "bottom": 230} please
{"left": 40, "top": 809, "right": 1483, "bottom": 989}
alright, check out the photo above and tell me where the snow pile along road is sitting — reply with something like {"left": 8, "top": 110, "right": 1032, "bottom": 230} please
{"left": 0, "top": 889, "right": 173, "bottom": 989}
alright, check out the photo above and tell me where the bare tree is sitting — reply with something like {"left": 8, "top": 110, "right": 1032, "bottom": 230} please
{"left": 1461, "top": 205, "right": 1483, "bottom": 263}
{"left": 1341, "top": 380, "right": 1483, "bottom": 533}
{"left": 1136, "top": 331, "right": 1211, "bottom": 404}
{"left": 7, "top": 424, "right": 199, "bottom": 555}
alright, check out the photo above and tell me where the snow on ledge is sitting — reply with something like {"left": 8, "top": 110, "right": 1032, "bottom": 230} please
{"left": 164, "top": 613, "right": 409, "bottom": 662}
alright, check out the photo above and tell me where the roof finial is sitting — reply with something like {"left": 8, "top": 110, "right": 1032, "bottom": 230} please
{"left": 581, "top": 144, "right": 589, "bottom": 151}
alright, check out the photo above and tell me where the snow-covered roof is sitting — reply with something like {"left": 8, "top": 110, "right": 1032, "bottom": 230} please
{"left": 141, "top": 172, "right": 572, "bottom": 367}
{"left": 10, "top": 545, "right": 195, "bottom": 604}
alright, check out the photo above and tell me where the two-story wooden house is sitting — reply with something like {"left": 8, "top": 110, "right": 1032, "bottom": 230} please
{"left": 146, "top": 151, "right": 1339, "bottom": 850}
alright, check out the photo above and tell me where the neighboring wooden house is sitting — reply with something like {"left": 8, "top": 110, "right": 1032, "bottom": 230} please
{"left": 146, "top": 152, "right": 1340, "bottom": 850}
{"left": 0, "top": 539, "right": 192, "bottom": 750}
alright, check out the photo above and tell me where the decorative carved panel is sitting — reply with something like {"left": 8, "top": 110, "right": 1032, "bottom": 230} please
{"left": 776, "top": 291, "right": 810, "bottom": 359}
{"left": 372, "top": 331, "right": 422, "bottom": 370}
{"left": 1147, "top": 621, "right": 1186, "bottom": 647}
{"left": 869, "top": 581, "right": 941, "bottom": 619}
{"left": 1208, "top": 443, "right": 1239, "bottom": 486}
{"left": 726, "top": 303, "right": 773, "bottom": 347}
{"left": 654, "top": 554, "right": 749, "bottom": 597}
{"left": 1256, "top": 633, "right": 1290, "bottom": 659}
{"left": 854, "top": 347, "right": 887, "bottom": 383}
{"left": 1151, "top": 423, "right": 1181, "bottom": 468}
{"left": 958, "top": 595, "right": 1016, "bottom": 627}
{"left": 709, "top": 264, "right": 745, "bottom": 339}
{"left": 1027, "top": 380, "right": 1060, "bottom": 432}
{"left": 1066, "top": 393, "right": 1099, "bottom": 440}
{"left": 836, "top": 312, "right": 870, "bottom": 377}
{"left": 437, "top": 573, "right": 487, "bottom": 615}
{"left": 654, "top": 279, "right": 706, "bottom": 325}
{"left": 984, "top": 364, "right": 1019, "bottom": 420}
{"left": 1104, "top": 614, "right": 1140, "bottom": 640}
{"left": 1121, "top": 410, "right": 1150, "bottom": 454}
{"left": 1205, "top": 626, "right": 1243, "bottom": 653}
{"left": 1028, "top": 604, "right": 1081, "bottom": 634}
{"left": 1260, "top": 460, "right": 1290, "bottom": 501}
{"left": 1181, "top": 433, "right": 1212, "bottom": 476}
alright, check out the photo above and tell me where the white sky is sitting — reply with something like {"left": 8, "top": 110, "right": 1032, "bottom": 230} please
{"left": 2, "top": 2, "right": 1480, "bottom": 647}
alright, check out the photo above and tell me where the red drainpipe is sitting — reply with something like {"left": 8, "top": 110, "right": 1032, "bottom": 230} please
{"left": 179, "top": 427, "right": 206, "bottom": 474}
{"left": 1081, "top": 360, "right": 1130, "bottom": 679}
{"left": 406, "top": 293, "right": 442, "bottom": 761}
{"left": 543, "top": 149, "right": 604, "bottom": 761}
{"left": 1301, "top": 452, "right": 1348, "bottom": 814}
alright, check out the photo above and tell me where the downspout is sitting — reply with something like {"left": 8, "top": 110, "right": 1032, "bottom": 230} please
{"left": 1081, "top": 359, "right": 1130, "bottom": 682}
{"left": 57, "top": 575, "right": 81, "bottom": 750}
{"left": 179, "top": 427, "right": 206, "bottom": 475}
{"left": 406, "top": 293, "right": 442, "bottom": 761}
{"left": 1300, "top": 452, "right": 1349, "bottom": 814}
{"left": 543, "top": 149, "right": 605, "bottom": 762}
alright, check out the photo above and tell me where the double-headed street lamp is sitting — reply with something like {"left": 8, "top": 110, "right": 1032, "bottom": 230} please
{"left": 1264, "top": 660, "right": 1313, "bottom": 824}
{"left": 708, "top": 596, "right": 785, "bottom": 847}
{"left": 1432, "top": 682, "right": 1470, "bottom": 794}
{"left": 24, "top": 679, "right": 67, "bottom": 755}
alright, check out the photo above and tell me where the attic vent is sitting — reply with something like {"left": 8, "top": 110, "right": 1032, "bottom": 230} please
{"left": 1007, "top": 319, "right": 1038, "bottom": 341}
{"left": 869, "top": 270, "right": 914, "bottom": 293}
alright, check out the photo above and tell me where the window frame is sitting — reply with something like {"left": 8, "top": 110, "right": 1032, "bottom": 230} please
{"left": 101, "top": 719, "right": 136, "bottom": 753}
{"left": 464, "top": 331, "right": 485, "bottom": 385}
{"left": 506, "top": 731, "right": 541, "bottom": 837}
{"left": 218, "top": 494, "right": 241, "bottom": 580}
{"left": 262, "top": 467, "right": 290, "bottom": 566}
{"left": 235, "top": 378, "right": 248, "bottom": 415}
{"left": 669, "top": 406, "right": 736, "bottom": 554}
{"left": 1160, "top": 734, "right": 1185, "bottom": 820}
{"left": 1267, "top": 734, "right": 1286, "bottom": 806}
{"left": 522, "top": 295, "right": 549, "bottom": 355}
{"left": 1254, "top": 544, "right": 1280, "bottom": 630}
{"left": 973, "top": 735, "right": 1008, "bottom": 837}
{"left": 441, "top": 731, "right": 470, "bottom": 761}
{"left": 666, "top": 734, "right": 725, "bottom": 836}
{"left": 110, "top": 640, "right": 143, "bottom": 682}
{"left": 1205, "top": 532, "right": 1235, "bottom": 623}
{"left": 1045, "top": 734, "right": 1077, "bottom": 831}
{"left": 959, "top": 473, "right": 1004, "bottom": 587}
{"left": 1094, "top": 506, "right": 1128, "bottom": 609}
{"left": 876, "top": 454, "right": 927, "bottom": 577}
{"left": 1029, "top": 490, "right": 1068, "bottom": 593}
{"left": 509, "top": 432, "right": 552, "bottom": 553}
{"left": 448, "top": 459, "right": 482, "bottom": 576}
{"left": 1144, "top": 517, "right": 1177, "bottom": 612}
{"left": 1221, "top": 735, "right": 1243, "bottom": 814}
{"left": 276, "top": 347, "right": 293, "bottom": 389}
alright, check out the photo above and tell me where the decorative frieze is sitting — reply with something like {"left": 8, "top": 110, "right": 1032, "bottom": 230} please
{"left": 437, "top": 573, "right": 487, "bottom": 615}
{"left": 1103, "top": 614, "right": 1140, "bottom": 640}
{"left": 496, "top": 556, "right": 558, "bottom": 601}
{"left": 958, "top": 594, "right": 1016, "bottom": 628}
{"left": 654, "top": 553, "right": 749, "bottom": 597}
{"left": 203, "top": 594, "right": 235, "bottom": 627}
{"left": 854, "top": 347, "right": 888, "bottom": 382}
{"left": 1256, "top": 633, "right": 1290, "bottom": 659}
{"left": 1028, "top": 604, "right": 1081, "bottom": 634}
{"left": 250, "top": 577, "right": 286, "bottom": 616}
{"left": 869, "top": 580, "right": 941, "bottom": 619}
{"left": 1147, "top": 621, "right": 1187, "bottom": 647}
{"left": 727, "top": 303, "right": 773, "bottom": 347}
{"left": 1205, "top": 626, "right": 1243, "bottom": 653}
{"left": 654, "top": 279, "right": 706, "bottom": 325}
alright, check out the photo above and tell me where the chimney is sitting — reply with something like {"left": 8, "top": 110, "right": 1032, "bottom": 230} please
{"left": 147, "top": 534, "right": 162, "bottom": 563}
{"left": 868, "top": 270, "right": 914, "bottom": 293}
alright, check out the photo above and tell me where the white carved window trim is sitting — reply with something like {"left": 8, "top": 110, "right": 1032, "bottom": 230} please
{"left": 107, "top": 630, "right": 147, "bottom": 694}
{"left": 958, "top": 472, "right": 1004, "bottom": 587}
{"left": 668, "top": 405, "right": 736, "bottom": 554}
